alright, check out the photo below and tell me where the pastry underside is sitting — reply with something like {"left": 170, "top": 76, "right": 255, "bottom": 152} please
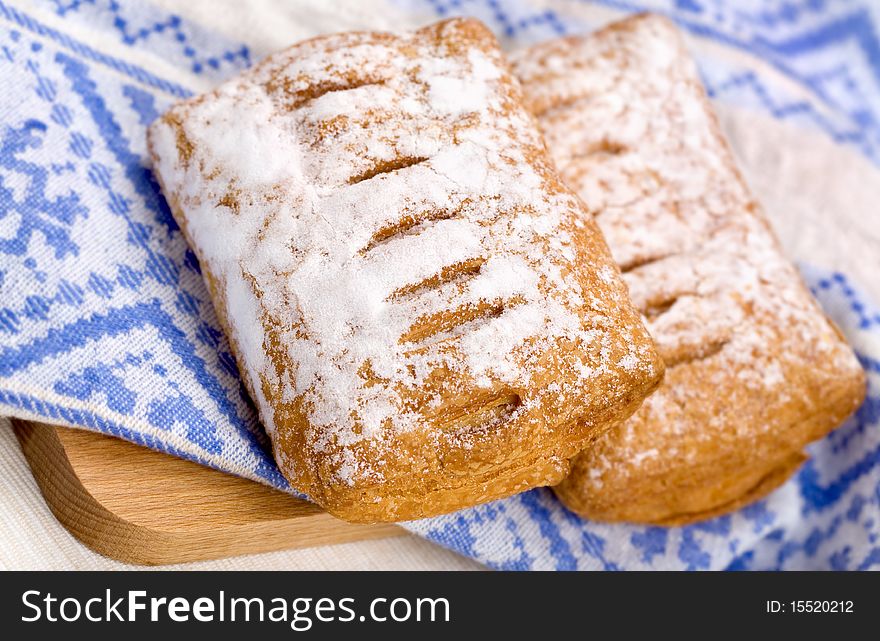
{"left": 513, "top": 13, "right": 866, "bottom": 525}
{"left": 147, "top": 18, "right": 663, "bottom": 523}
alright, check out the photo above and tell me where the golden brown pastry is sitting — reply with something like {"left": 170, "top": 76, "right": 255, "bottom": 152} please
{"left": 147, "top": 18, "right": 663, "bottom": 523}
{"left": 513, "top": 13, "right": 866, "bottom": 525}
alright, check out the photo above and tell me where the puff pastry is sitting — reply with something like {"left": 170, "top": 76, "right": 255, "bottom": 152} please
{"left": 148, "top": 18, "right": 663, "bottom": 523}
{"left": 514, "top": 14, "right": 866, "bottom": 524}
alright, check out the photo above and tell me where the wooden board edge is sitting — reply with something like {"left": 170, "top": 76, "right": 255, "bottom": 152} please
{"left": 11, "top": 420, "right": 402, "bottom": 566}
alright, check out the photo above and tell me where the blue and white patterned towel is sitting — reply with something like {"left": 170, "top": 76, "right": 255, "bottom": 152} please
{"left": 1, "top": 0, "right": 878, "bottom": 569}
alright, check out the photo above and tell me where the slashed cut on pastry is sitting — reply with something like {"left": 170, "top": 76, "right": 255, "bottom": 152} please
{"left": 513, "top": 14, "right": 866, "bottom": 525}
{"left": 148, "top": 18, "right": 664, "bottom": 523}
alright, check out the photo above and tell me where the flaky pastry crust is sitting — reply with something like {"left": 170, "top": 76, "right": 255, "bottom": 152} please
{"left": 148, "top": 18, "right": 663, "bottom": 522}
{"left": 514, "top": 13, "right": 866, "bottom": 524}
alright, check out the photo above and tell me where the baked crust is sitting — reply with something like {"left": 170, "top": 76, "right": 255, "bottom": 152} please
{"left": 513, "top": 13, "right": 866, "bottom": 524}
{"left": 148, "top": 18, "right": 663, "bottom": 523}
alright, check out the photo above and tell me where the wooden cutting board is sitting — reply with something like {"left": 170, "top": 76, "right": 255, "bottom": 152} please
{"left": 11, "top": 420, "right": 401, "bottom": 565}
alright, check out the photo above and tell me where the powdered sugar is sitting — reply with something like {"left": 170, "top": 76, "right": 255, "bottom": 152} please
{"left": 514, "top": 14, "right": 864, "bottom": 485}
{"left": 424, "top": 50, "right": 501, "bottom": 116}
{"left": 149, "top": 18, "right": 657, "bottom": 492}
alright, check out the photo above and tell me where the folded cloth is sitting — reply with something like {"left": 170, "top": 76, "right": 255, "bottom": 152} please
{"left": 0, "top": 0, "right": 878, "bottom": 569}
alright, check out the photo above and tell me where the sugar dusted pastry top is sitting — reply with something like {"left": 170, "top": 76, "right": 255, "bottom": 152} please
{"left": 148, "top": 17, "right": 660, "bottom": 512}
{"left": 514, "top": 14, "right": 864, "bottom": 517}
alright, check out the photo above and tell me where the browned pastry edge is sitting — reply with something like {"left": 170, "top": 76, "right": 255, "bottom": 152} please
{"left": 651, "top": 452, "right": 807, "bottom": 527}
{"left": 554, "top": 372, "right": 865, "bottom": 524}
{"left": 321, "top": 380, "right": 658, "bottom": 522}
